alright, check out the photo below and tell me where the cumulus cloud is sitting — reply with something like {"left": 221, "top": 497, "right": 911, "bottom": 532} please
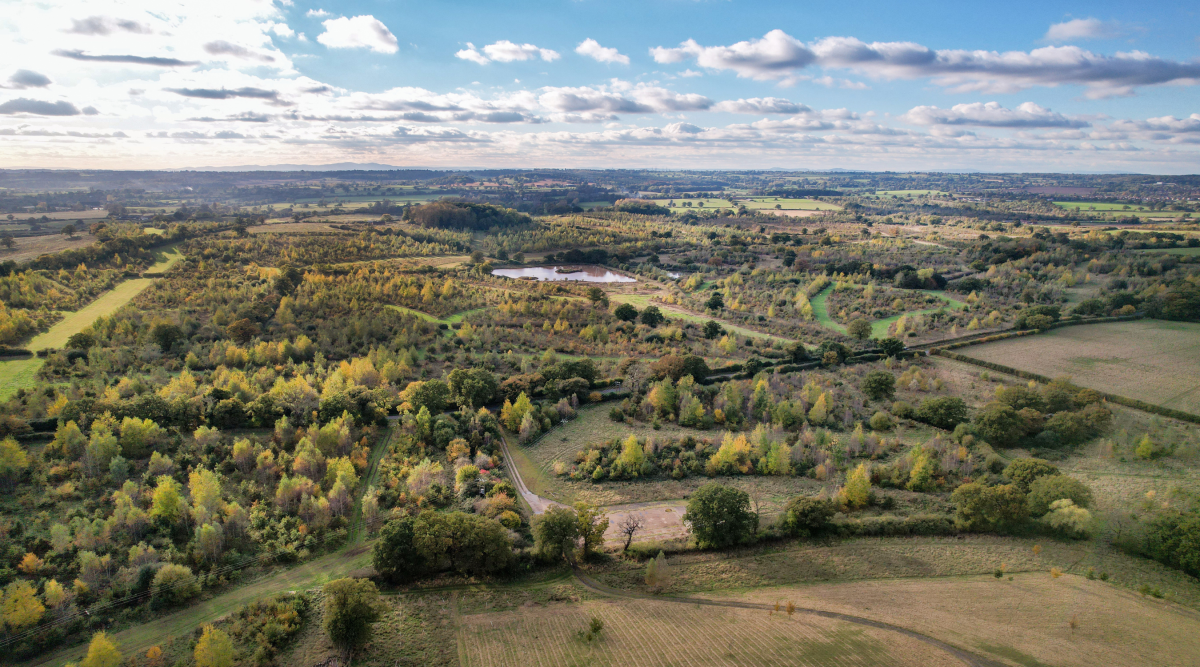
{"left": 204, "top": 41, "right": 276, "bottom": 63}
{"left": 0, "top": 98, "right": 84, "bottom": 116}
{"left": 306, "top": 9, "right": 331, "bottom": 18}
{"left": 1108, "top": 114, "right": 1200, "bottom": 134}
{"left": 713, "top": 97, "right": 811, "bottom": 114}
{"left": 1044, "top": 18, "right": 1125, "bottom": 43}
{"left": 576, "top": 39, "right": 629, "bottom": 65}
{"left": 53, "top": 50, "right": 197, "bottom": 67}
{"left": 539, "top": 84, "right": 710, "bottom": 114}
{"left": 650, "top": 30, "right": 1200, "bottom": 96}
{"left": 7, "top": 70, "right": 52, "bottom": 89}
{"left": 66, "top": 16, "right": 153, "bottom": 36}
{"left": 651, "top": 30, "right": 813, "bottom": 82}
{"left": 902, "top": 101, "right": 1089, "bottom": 128}
{"left": 455, "top": 44, "right": 491, "bottom": 65}
{"left": 483, "top": 41, "right": 560, "bottom": 63}
{"left": 317, "top": 15, "right": 398, "bottom": 54}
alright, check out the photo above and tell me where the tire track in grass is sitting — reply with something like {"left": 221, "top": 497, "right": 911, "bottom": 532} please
{"left": 572, "top": 569, "right": 1006, "bottom": 667}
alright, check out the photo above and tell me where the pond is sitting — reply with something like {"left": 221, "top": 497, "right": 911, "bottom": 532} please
{"left": 491, "top": 265, "right": 636, "bottom": 283}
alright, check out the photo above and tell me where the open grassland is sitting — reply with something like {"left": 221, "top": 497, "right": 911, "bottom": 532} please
{"left": 458, "top": 596, "right": 957, "bottom": 667}
{"left": 876, "top": 190, "right": 949, "bottom": 196}
{"left": 29, "top": 279, "right": 155, "bottom": 350}
{"left": 959, "top": 320, "right": 1200, "bottom": 414}
{"left": 592, "top": 535, "right": 1200, "bottom": 609}
{"left": 726, "top": 575, "right": 1200, "bottom": 667}
{"left": 810, "top": 286, "right": 964, "bottom": 339}
{"left": 147, "top": 245, "right": 183, "bottom": 273}
{"left": 1134, "top": 246, "right": 1200, "bottom": 256}
{"left": 648, "top": 197, "right": 841, "bottom": 212}
{"left": 0, "top": 233, "right": 97, "bottom": 263}
{"left": 609, "top": 293, "right": 791, "bottom": 344}
{"left": 248, "top": 221, "right": 339, "bottom": 234}
{"left": 1054, "top": 201, "right": 1155, "bottom": 212}
{"left": 0, "top": 278, "right": 156, "bottom": 399}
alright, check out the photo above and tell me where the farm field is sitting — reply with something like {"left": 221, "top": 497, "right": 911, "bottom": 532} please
{"left": 958, "top": 320, "right": 1200, "bottom": 414}
{"left": 1134, "top": 246, "right": 1200, "bottom": 256}
{"left": 648, "top": 197, "right": 841, "bottom": 212}
{"left": 1054, "top": 201, "right": 1154, "bottom": 211}
{"left": 725, "top": 575, "right": 1200, "bottom": 667}
{"left": 457, "top": 595, "right": 959, "bottom": 667}
{"left": 875, "top": 190, "right": 949, "bottom": 196}
{"left": 0, "top": 232, "right": 97, "bottom": 263}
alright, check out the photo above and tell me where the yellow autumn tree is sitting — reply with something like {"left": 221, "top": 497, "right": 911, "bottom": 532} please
{"left": 2, "top": 581, "right": 44, "bottom": 630}
{"left": 194, "top": 625, "right": 234, "bottom": 667}
{"left": 80, "top": 632, "right": 122, "bottom": 667}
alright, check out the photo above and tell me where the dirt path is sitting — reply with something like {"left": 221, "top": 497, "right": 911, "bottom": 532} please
{"left": 571, "top": 568, "right": 1007, "bottom": 667}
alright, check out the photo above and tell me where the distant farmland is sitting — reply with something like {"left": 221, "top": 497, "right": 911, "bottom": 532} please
{"left": 959, "top": 320, "right": 1200, "bottom": 414}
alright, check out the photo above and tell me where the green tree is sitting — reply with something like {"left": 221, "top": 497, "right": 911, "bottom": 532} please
{"left": 683, "top": 483, "right": 756, "bottom": 549}
{"left": 951, "top": 483, "right": 1028, "bottom": 532}
{"left": 1042, "top": 499, "right": 1093, "bottom": 538}
{"left": 847, "top": 318, "right": 872, "bottom": 340}
{"left": 639, "top": 305, "right": 665, "bottom": 327}
{"left": 860, "top": 371, "right": 895, "bottom": 401}
{"left": 915, "top": 396, "right": 969, "bottom": 430}
{"left": 80, "top": 632, "right": 122, "bottom": 667}
{"left": 323, "top": 578, "right": 383, "bottom": 657}
{"left": 613, "top": 303, "right": 638, "bottom": 322}
{"left": 575, "top": 503, "right": 610, "bottom": 559}
{"left": 373, "top": 517, "right": 427, "bottom": 582}
{"left": 973, "top": 402, "right": 1027, "bottom": 448}
{"left": 532, "top": 505, "right": 580, "bottom": 562}
{"left": 778, "top": 496, "right": 834, "bottom": 537}
{"left": 447, "top": 368, "right": 499, "bottom": 409}
{"left": 194, "top": 625, "right": 234, "bottom": 667}
{"left": 703, "top": 320, "right": 724, "bottom": 339}
{"left": 876, "top": 337, "right": 905, "bottom": 357}
{"left": 841, "top": 463, "right": 871, "bottom": 509}
{"left": 1027, "top": 475, "right": 1092, "bottom": 517}
{"left": 150, "top": 323, "right": 183, "bottom": 351}
{"left": 1005, "top": 458, "right": 1059, "bottom": 492}
{"left": 152, "top": 564, "right": 199, "bottom": 605}
{"left": 402, "top": 380, "right": 451, "bottom": 414}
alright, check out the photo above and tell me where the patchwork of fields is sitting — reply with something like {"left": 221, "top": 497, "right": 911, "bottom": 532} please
{"left": 958, "top": 320, "right": 1200, "bottom": 414}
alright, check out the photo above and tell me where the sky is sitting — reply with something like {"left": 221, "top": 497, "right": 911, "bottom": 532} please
{"left": 1, "top": 0, "right": 1199, "bottom": 173}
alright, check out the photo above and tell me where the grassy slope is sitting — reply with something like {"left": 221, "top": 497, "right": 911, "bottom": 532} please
{"left": 810, "top": 285, "right": 966, "bottom": 339}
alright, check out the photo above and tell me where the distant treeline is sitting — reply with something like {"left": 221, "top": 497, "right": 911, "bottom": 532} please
{"left": 764, "top": 188, "right": 842, "bottom": 198}
{"left": 404, "top": 201, "right": 532, "bottom": 231}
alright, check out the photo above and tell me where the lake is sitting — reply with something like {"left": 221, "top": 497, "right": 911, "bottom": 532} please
{"left": 491, "top": 266, "right": 636, "bottom": 283}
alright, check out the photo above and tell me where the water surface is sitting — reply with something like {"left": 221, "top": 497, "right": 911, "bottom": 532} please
{"left": 491, "top": 265, "right": 636, "bottom": 283}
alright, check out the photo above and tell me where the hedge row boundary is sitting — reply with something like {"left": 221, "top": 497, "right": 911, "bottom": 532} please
{"left": 935, "top": 349, "right": 1200, "bottom": 425}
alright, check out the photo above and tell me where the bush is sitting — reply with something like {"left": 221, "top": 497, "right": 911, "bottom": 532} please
{"left": 869, "top": 411, "right": 893, "bottom": 431}
{"left": 152, "top": 563, "right": 200, "bottom": 606}
{"left": 891, "top": 400, "right": 914, "bottom": 419}
{"left": 373, "top": 517, "right": 426, "bottom": 583}
{"left": 778, "top": 496, "right": 835, "bottom": 537}
{"left": 1005, "top": 458, "right": 1059, "bottom": 492}
{"left": 951, "top": 483, "right": 1028, "bottom": 533}
{"left": 915, "top": 396, "right": 969, "bottom": 430}
{"left": 1026, "top": 475, "right": 1092, "bottom": 517}
{"left": 861, "top": 371, "right": 896, "bottom": 401}
{"left": 1042, "top": 499, "right": 1093, "bottom": 538}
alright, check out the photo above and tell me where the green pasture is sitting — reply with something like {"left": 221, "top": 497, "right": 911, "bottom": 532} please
{"left": 875, "top": 190, "right": 949, "bottom": 196}
{"left": 810, "top": 285, "right": 966, "bottom": 339}
{"left": 1133, "top": 246, "right": 1200, "bottom": 256}
{"left": 1054, "top": 201, "right": 1152, "bottom": 212}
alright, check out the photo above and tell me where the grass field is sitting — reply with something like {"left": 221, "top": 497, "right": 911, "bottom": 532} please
{"left": 810, "top": 286, "right": 964, "bottom": 339}
{"left": 609, "top": 293, "right": 791, "bottom": 344}
{"left": 147, "top": 245, "right": 183, "bottom": 273}
{"left": 876, "top": 190, "right": 949, "bottom": 196}
{"left": 727, "top": 575, "right": 1200, "bottom": 667}
{"left": 458, "top": 595, "right": 957, "bottom": 667}
{"left": 0, "top": 233, "right": 97, "bottom": 263}
{"left": 1133, "top": 246, "right": 1200, "bottom": 256}
{"left": 0, "top": 278, "right": 156, "bottom": 400}
{"left": 1054, "top": 201, "right": 1153, "bottom": 212}
{"left": 647, "top": 197, "right": 841, "bottom": 212}
{"left": 959, "top": 320, "right": 1200, "bottom": 414}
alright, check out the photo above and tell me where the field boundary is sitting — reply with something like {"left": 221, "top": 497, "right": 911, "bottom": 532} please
{"left": 935, "top": 349, "right": 1200, "bottom": 424}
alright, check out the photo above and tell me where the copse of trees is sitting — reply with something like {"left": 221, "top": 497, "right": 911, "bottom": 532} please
{"left": 683, "top": 482, "right": 757, "bottom": 548}
{"left": 372, "top": 510, "right": 514, "bottom": 581}
{"left": 405, "top": 201, "right": 531, "bottom": 230}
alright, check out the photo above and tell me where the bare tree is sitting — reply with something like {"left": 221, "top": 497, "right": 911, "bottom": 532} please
{"left": 618, "top": 513, "right": 645, "bottom": 551}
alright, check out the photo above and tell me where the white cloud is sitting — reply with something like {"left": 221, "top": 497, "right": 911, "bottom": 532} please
{"left": 651, "top": 30, "right": 813, "bottom": 83}
{"left": 306, "top": 9, "right": 330, "bottom": 18}
{"left": 482, "top": 41, "right": 560, "bottom": 63}
{"left": 317, "top": 15, "right": 398, "bottom": 54}
{"left": 456, "top": 44, "right": 491, "bottom": 66}
{"left": 713, "top": 97, "right": 810, "bottom": 114}
{"left": 650, "top": 30, "right": 1200, "bottom": 97}
{"left": 1044, "top": 18, "right": 1124, "bottom": 43}
{"left": 902, "top": 101, "right": 1089, "bottom": 128}
{"left": 65, "top": 16, "right": 153, "bottom": 35}
{"left": 268, "top": 23, "right": 295, "bottom": 38}
{"left": 576, "top": 39, "right": 629, "bottom": 65}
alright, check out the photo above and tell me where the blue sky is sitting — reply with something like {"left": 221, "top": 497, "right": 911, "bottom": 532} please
{"left": 1, "top": 0, "right": 1198, "bottom": 171}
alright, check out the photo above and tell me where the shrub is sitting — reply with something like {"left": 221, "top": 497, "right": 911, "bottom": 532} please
{"left": 869, "top": 411, "right": 893, "bottom": 431}
{"left": 1042, "top": 499, "right": 1093, "bottom": 538}
{"left": 151, "top": 564, "right": 200, "bottom": 606}
{"left": 951, "top": 483, "right": 1028, "bottom": 533}
{"left": 861, "top": 371, "right": 896, "bottom": 401}
{"left": 1005, "top": 458, "right": 1059, "bottom": 492}
{"left": 1026, "top": 475, "right": 1092, "bottom": 517}
{"left": 778, "top": 496, "right": 835, "bottom": 537}
{"left": 915, "top": 396, "right": 969, "bottom": 430}
{"left": 891, "top": 400, "right": 914, "bottom": 419}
